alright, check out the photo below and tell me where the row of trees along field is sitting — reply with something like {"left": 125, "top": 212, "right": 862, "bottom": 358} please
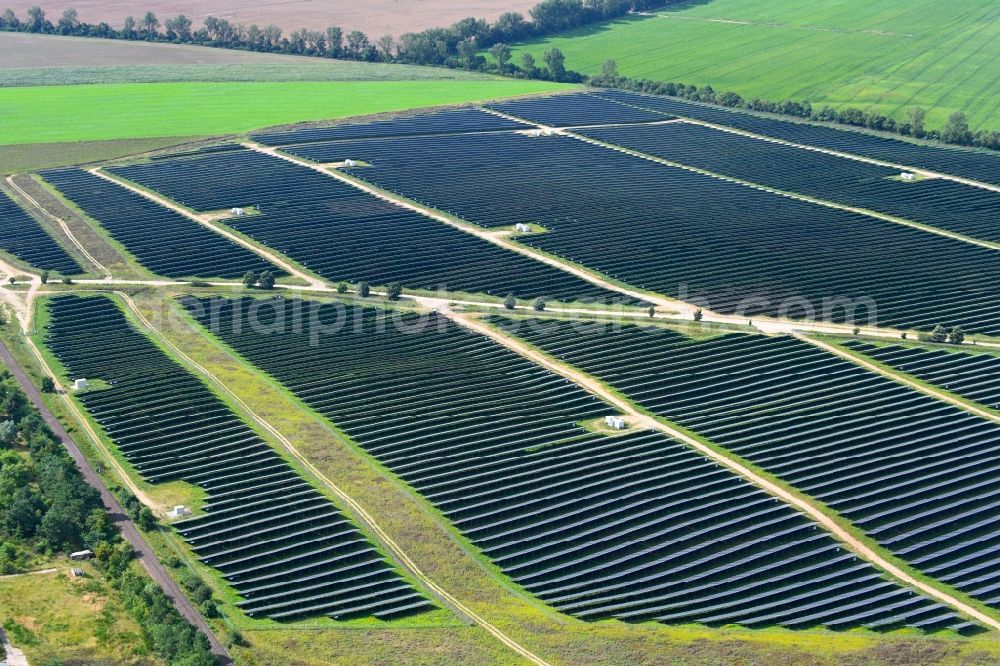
{"left": 0, "top": 0, "right": 996, "bottom": 151}
{"left": 0, "top": 368, "right": 219, "bottom": 665}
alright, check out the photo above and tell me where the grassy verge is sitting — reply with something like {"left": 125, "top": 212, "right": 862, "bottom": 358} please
{"left": 0, "top": 137, "right": 201, "bottom": 176}
{"left": 13, "top": 173, "right": 133, "bottom": 278}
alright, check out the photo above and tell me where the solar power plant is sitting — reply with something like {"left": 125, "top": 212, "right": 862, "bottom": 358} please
{"left": 179, "top": 295, "right": 976, "bottom": 633}
{"left": 843, "top": 341, "right": 1000, "bottom": 411}
{"left": 596, "top": 90, "right": 1000, "bottom": 186}
{"left": 486, "top": 92, "right": 670, "bottom": 127}
{"left": 252, "top": 107, "right": 530, "bottom": 146}
{"left": 489, "top": 316, "right": 1000, "bottom": 612}
{"left": 39, "top": 168, "right": 282, "bottom": 279}
{"left": 109, "top": 149, "right": 632, "bottom": 304}
{"left": 44, "top": 295, "right": 432, "bottom": 621}
{"left": 277, "top": 130, "right": 1000, "bottom": 334}
{"left": 0, "top": 188, "right": 81, "bottom": 274}
{"left": 578, "top": 121, "right": 1000, "bottom": 243}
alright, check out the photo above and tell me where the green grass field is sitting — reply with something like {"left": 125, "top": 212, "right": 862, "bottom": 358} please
{"left": 0, "top": 80, "right": 572, "bottom": 145}
{"left": 510, "top": 0, "right": 999, "bottom": 130}
{"left": 0, "top": 62, "right": 496, "bottom": 87}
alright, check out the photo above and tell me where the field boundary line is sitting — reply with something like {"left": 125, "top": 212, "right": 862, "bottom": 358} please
{"left": 114, "top": 291, "right": 554, "bottom": 666}
{"left": 595, "top": 92, "right": 1000, "bottom": 194}
{"left": 451, "top": 310, "right": 1000, "bottom": 633}
{"left": 5, "top": 175, "right": 110, "bottom": 276}
{"left": 800, "top": 334, "right": 1000, "bottom": 425}
{"left": 565, "top": 131, "right": 1000, "bottom": 252}
{"left": 88, "top": 168, "right": 325, "bottom": 288}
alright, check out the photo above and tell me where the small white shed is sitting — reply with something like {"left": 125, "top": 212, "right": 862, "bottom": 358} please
{"left": 231, "top": 207, "right": 245, "bottom": 216}
{"left": 605, "top": 415, "right": 626, "bottom": 430}
{"left": 515, "top": 223, "right": 531, "bottom": 233}
{"left": 344, "top": 159, "right": 358, "bottom": 167}
{"left": 73, "top": 378, "right": 88, "bottom": 390}
{"left": 900, "top": 172, "right": 915, "bottom": 181}
{"left": 167, "top": 505, "right": 191, "bottom": 518}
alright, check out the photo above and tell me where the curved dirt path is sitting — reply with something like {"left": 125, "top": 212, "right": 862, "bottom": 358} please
{"left": 114, "top": 291, "right": 554, "bottom": 666}
{"left": 6, "top": 175, "right": 111, "bottom": 276}
{"left": 449, "top": 310, "right": 1000, "bottom": 632}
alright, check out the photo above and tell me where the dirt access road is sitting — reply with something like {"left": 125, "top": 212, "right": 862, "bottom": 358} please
{"left": 0, "top": 337, "right": 232, "bottom": 664}
{"left": 11, "top": 0, "right": 537, "bottom": 38}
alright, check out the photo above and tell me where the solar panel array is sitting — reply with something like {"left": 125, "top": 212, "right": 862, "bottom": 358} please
{"left": 491, "top": 316, "right": 1000, "bottom": 613}
{"left": 578, "top": 122, "right": 1000, "bottom": 243}
{"left": 39, "top": 169, "right": 281, "bottom": 279}
{"left": 110, "top": 150, "right": 632, "bottom": 304}
{"left": 486, "top": 92, "right": 670, "bottom": 127}
{"left": 180, "top": 295, "right": 975, "bottom": 633}
{"left": 596, "top": 90, "right": 1000, "bottom": 186}
{"left": 279, "top": 131, "right": 1000, "bottom": 334}
{"left": 844, "top": 341, "right": 1000, "bottom": 411}
{"left": 45, "top": 295, "right": 431, "bottom": 621}
{"left": 253, "top": 107, "right": 529, "bottom": 146}
{"left": 0, "top": 188, "right": 81, "bottom": 274}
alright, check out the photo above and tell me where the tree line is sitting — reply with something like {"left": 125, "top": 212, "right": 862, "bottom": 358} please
{"left": 0, "top": 1, "right": 672, "bottom": 75}
{"left": 0, "top": 371, "right": 218, "bottom": 664}
{"left": 1, "top": 1, "right": 996, "bottom": 151}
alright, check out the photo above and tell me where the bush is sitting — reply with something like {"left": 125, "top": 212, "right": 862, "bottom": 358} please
{"left": 532, "top": 297, "right": 546, "bottom": 312}
{"left": 386, "top": 282, "right": 403, "bottom": 301}
{"left": 258, "top": 270, "right": 275, "bottom": 290}
{"left": 40, "top": 377, "right": 55, "bottom": 393}
{"left": 504, "top": 293, "right": 517, "bottom": 310}
{"left": 358, "top": 281, "right": 371, "bottom": 298}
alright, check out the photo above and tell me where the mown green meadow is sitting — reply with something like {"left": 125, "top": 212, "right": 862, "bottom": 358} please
{"left": 510, "top": 0, "right": 999, "bottom": 130}
{"left": 0, "top": 79, "right": 573, "bottom": 145}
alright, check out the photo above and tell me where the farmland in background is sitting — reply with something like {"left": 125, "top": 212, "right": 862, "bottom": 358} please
{"left": 7, "top": 0, "right": 538, "bottom": 39}
{"left": 0, "top": 80, "right": 573, "bottom": 145}
{"left": 0, "top": 32, "right": 569, "bottom": 175}
{"left": 0, "top": 33, "right": 496, "bottom": 85}
{"left": 509, "top": 0, "right": 1000, "bottom": 130}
